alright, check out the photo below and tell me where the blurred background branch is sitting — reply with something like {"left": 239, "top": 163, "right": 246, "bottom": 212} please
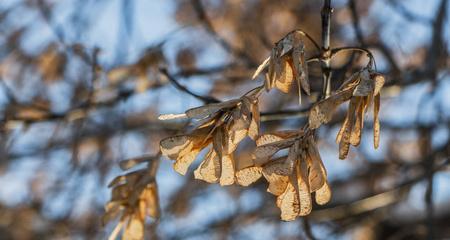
{"left": 0, "top": 0, "right": 449, "bottom": 239}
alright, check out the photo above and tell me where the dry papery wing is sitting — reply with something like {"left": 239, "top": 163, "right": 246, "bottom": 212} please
{"left": 372, "top": 73, "right": 384, "bottom": 149}
{"left": 161, "top": 137, "right": 200, "bottom": 175}
{"left": 212, "top": 126, "right": 225, "bottom": 160}
{"left": 194, "top": 148, "right": 221, "bottom": 183}
{"left": 252, "top": 56, "right": 270, "bottom": 79}
{"left": 315, "top": 180, "right": 332, "bottom": 205}
{"left": 223, "top": 109, "right": 246, "bottom": 155}
{"left": 247, "top": 98, "right": 260, "bottom": 140}
{"left": 104, "top": 183, "right": 135, "bottom": 226}
{"left": 105, "top": 179, "right": 160, "bottom": 240}
{"left": 261, "top": 32, "right": 296, "bottom": 91}
{"left": 263, "top": 163, "right": 290, "bottom": 196}
{"left": 273, "top": 149, "right": 329, "bottom": 220}
{"left": 274, "top": 33, "right": 295, "bottom": 64}
{"left": 283, "top": 141, "right": 299, "bottom": 175}
{"left": 275, "top": 35, "right": 310, "bottom": 105}
{"left": 338, "top": 70, "right": 363, "bottom": 91}
{"left": 276, "top": 180, "right": 300, "bottom": 221}
{"left": 263, "top": 155, "right": 296, "bottom": 177}
{"left": 260, "top": 142, "right": 301, "bottom": 198}
{"left": 373, "top": 73, "right": 385, "bottom": 96}
{"left": 299, "top": 44, "right": 309, "bottom": 95}
{"left": 228, "top": 98, "right": 251, "bottom": 132}
{"left": 119, "top": 155, "right": 156, "bottom": 171}
{"left": 291, "top": 32, "right": 310, "bottom": 99}
{"left": 274, "top": 56, "right": 294, "bottom": 93}
{"left": 185, "top": 99, "right": 240, "bottom": 119}
{"left": 195, "top": 110, "right": 221, "bottom": 129}
{"left": 140, "top": 183, "right": 160, "bottom": 218}
{"left": 335, "top": 108, "right": 349, "bottom": 145}
{"left": 127, "top": 175, "right": 156, "bottom": 206}
{"left": 306, "top": 137, "right": 327, "bottom": 192}
{"left": 198, "top": 111, "right": 230, "bottom": 143}
{"left": 234, "top": 95, "right": 260, "bottom": 141}
{"left": 373, "top": 93, "right": 381, "bottom": 149}
{"left": 219, "top": 154, "right": 235, "bottom": 185}
{"left": 337, "top": 71, "right": 385, "bottom": 152}
{"left": 267, "top": 44, "right": 283, "bottom": 90}
{"left": 193, "top": 140, "right": 236, "bottom": 186}
{"left": 223, "top": 123, "right": 248, "bottom": 155}
{"left": 337, "top": 97, "right": 359, "bottom": 159}
{"left": 236, "top": 166, "right": 263, "bottom": 186}
{"left": 103, "top": 201, "right": 124, "bottom": 227}
{"left": 256, "top": 130, "right": 303, "bottom": 146}
{"left": 212, "top": 127, "right": 237, "bottom": 185}
{"left": 308, "top": 87, "right": 354, "bottom": 129}
{"left": 252, "top": 31, "right": 310, "bottom": 104}
{"left": 160, "top": 135, "right": 193, "bottom": 160}
{"left": 254, "top": 138, "right": 298, "bottom": 166}
{"left": 349, "top": 96, "right": 368, "bottom": 146}
{"left": 253, "top": 131, "right": 303, "bottom": 165}
{"left": 273, "top": 150, "right": 313, "bottom": 220}
{"left": 122, "top": 213, "right": 144, "bottom": 240}
{"left": 108, "top": 169, "right": 145, "bottom": 189}
{"left": 235, "top": 149, "right": 264, "bottom": 186}
{"left": 160, "top": 128, "right": 212, "bottom": 175}
{"left": 293, "top": 158, "right": 312, "bottom": 216}
{"left": 352, "top": 69, "right": 374, "bottom": 97}
{"left": 308, "top": 68, "right": 365, "bottom": 129}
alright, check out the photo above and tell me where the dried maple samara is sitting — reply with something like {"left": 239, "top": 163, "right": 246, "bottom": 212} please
{"left": 159, "top": 87, "right": 262, "bottom": 185}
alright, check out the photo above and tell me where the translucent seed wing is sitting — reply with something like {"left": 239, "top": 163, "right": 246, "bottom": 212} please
{"left": 276, "top": 182, "right": 300, "bottom": 221}
{"left": 252, "top": 56, "right": 271, "bottom": 79}
{"left": 236, "top": 166, "right": 262, "bottom": 186}
{"left": 219, "top": 154, "right": 235, "bottom": 186}
{"left": 160, "top": 135, "right": 192, "bottom": 160}
{"left": 315, "top": 181, "right": 332, "bottom": 205}
{"left": 194, "top": 149, "right": 220, "bottom": 183}
{"left": 339, "top": 97, "right": 358, "bottom": 159}
{"left": 350, "top": 97, "right": 364, "bottom": 146}
{"left": 374, "top": 94, "right": 381, "bottom": 149}
{"left": 296, "top": 158, "right": 312, "bottom": 216}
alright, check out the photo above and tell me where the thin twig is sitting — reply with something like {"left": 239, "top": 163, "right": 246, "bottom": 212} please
{"left": 160, "top": 68, "right": 220, "bottom": 104}
{"left": 293, "top": 30, "right": 321, "bottom": 51}
{"left": 303, "top": 218, "right": 317, "bottom": 240}
{"left": 386, "top": 0, "right": 433, "bottom": 25}
{"left": 320, "top": 0, "right": 333, "bottom": 99}
{"left": 0, "top": 77, "right": 17, "bottom": 103}
{"left": 331, "top": 46, "right": 375, "bottom": 69}
{"left": 311, "top": 157, "right": 450, "bottom": 221}
{"left": 348, "top": 0, "right": 365, "bottom": 46}
{"left": 331, "top": 47, "right": 373, "bottom": 58}
{"left": 425, "top": 163, "right": 434, "bottom": 240}
{"left": 260, "top": 108, "right": 310, "bottom": 122}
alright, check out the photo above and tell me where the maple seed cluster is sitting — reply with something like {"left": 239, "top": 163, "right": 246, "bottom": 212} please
{"left": 104, "top": 157, "right": 160, "bottom": 240}
{"left": 160, "top": 87, "right": 261, "bottom": 186}
{"left": 159, "top": 30, "right": 384, "bottom": 221}
{"left": 253, "top": 30, "right": 309, "bottom": 104}
{"left": 237, "top": 130, "right": 331, "bottom": 221}
{"left": 309, "top": 68, "right": 384, "bottom": 159}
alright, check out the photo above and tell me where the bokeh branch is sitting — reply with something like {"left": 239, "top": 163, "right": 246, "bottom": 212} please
{"left": 0, "top": 0, "right": 449, "bottom": 239}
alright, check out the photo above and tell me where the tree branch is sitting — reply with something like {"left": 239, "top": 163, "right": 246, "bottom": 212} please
{"left": 320, "top": 0, "right": 333, "bottom": 99}
{"left": 160, "top": 68, "right": 220, "bottom": 104}
{"left": 190, "top": 0, "right": 257, "bottom": 67}
{"left": 303, "top": 218, "right": 317, "bottom": 240}
{"left": 348, "top": 0, "right": 366, "bottom": 46}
